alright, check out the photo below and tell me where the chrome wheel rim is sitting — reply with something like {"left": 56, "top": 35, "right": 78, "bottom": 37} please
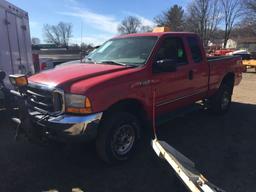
{"left": 111, "top": 124, "right": 135, "bottom": 156}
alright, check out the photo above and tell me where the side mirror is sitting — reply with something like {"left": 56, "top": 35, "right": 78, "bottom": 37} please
{"left": 154, "top": 59, "right": 177, "bottom": 72}
{"left": 0, "top": 70, "right": 6, "bottom": 81}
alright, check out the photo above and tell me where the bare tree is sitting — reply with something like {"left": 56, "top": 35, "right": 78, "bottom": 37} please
{"left": 221, "top": 0, "right": 243, "bottom": 48}
{"left": 140, "top": 25, "right": 153, "bottom": 32}
{"left": 154, "top": 4, "right": 185, "bottom": 31}
{"left": 118, "top": 16, "right": 142, "bottom": 34}
{"left": 244, "top": 0, "right": 256, "bottom": 34}
{"left": 186, "top": 0, "right": 222, "bottom": 47}
{"left": 43, "top": 22, "right": 72, "bottom": 47}
{"left": 31, "top": 37, "right": 40, "bottom": 45}
{"left": 246, "top": 0, "right": 256, "bottom": 13}
{"left": 231, "top": 21, "right": 256, "bottom": 39}
{"left": 81, "top": 43, "right": 94, "bottom": 50}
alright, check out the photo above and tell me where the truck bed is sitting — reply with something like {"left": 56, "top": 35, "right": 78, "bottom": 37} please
{"left": 207, "top": 55, "right": 240, "bottom": 62}
{"left": 207, "top": 55, "right": 242, "bottom": 96}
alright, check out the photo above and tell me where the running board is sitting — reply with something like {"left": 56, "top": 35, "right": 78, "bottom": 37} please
{"left": 156, "top": 103, "right": 204, "bottom": 126}
{"left": 152, "top": 139, "right": 225, "bottom": 192}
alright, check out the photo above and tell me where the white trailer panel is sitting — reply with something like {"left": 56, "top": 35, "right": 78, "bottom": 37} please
{"left": 0, "top": 0, "right": 33, "bottom": 86}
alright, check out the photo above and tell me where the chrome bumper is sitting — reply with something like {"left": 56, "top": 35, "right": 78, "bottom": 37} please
{"left": 31, "top": 112, "right": 103, "bottom": 141}
{"left": 49, "top": 112, "right": 103, "bottom": 125}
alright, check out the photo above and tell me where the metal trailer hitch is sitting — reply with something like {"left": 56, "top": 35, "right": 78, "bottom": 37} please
{"left": 151, "top": 91, "right": 225, "bottom": 192}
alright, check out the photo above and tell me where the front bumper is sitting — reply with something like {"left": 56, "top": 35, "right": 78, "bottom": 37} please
{"left": 30, "top": 111, "right": 103, "bottom": 142}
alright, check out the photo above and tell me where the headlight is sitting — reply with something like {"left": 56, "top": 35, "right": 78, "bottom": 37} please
{"left": 9, "top": 74, "right": 28, "bottom": 87}
{"left": 65, "top": 94, "right": 92, "bottom": 114}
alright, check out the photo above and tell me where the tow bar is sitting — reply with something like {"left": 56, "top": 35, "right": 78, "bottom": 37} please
{"left": 151, "top": 91, "right": 225, "bottom": 192}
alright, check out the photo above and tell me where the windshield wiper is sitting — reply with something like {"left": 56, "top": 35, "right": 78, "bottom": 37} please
{"left": 98, "top": 60, "right": 126, "bottom": 66}
{"left": 99, "top": 60, "right": 137, "bottom": 67}
{"left": 85, "top": 57, "right": 96, "bottom": 64}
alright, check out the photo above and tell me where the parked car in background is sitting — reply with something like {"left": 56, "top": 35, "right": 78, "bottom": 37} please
{"left": 227, "top": 50, "right": 256, "bottom": 72}
{"left": 56, "top": 46, "right": 101, "bottom": 68}
{"left": 214, "top": 49, "right": 234, "bottom": 56}
{"left": 39, "top": 58, "right": 54, "bottom": 71}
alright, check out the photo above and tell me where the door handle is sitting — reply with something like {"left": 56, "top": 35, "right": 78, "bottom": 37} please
{"left": 188, "top": 70, "right": 194, "bottom": 80}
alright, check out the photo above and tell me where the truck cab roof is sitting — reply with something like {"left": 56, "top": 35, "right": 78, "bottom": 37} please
{"left": 114, "top": 32, "right": 198, "bottom": 39}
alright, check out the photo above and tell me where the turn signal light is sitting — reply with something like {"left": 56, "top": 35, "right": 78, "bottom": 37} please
{"left": 66, "top": 107, "right": 92, "bottom": 114}
{"left": 9, "top": 74, "right": 28, "bottom": 87}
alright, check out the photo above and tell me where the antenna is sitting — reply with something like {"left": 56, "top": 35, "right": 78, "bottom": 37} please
{"left": 80, "top": 20, "right": 84, "bottom": 63}
{"left": 152, "top": 89, "right": 157, "bottom": 139}
{"left": 80, "top": 19, "right": 83, "bottom": 47}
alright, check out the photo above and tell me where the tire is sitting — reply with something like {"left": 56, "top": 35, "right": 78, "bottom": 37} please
{"left": 209, "top": 83, "right": 233, "bottom": 114}
{"left": 96, "top": 112, "right": 140, "bottom": 164}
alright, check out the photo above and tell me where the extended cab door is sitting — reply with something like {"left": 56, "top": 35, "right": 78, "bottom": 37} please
{"left": 185, "top": 36, "right": 208, "bottom": 101}
{"left": 152, "top": 35, "right": 195, "bottom": 115}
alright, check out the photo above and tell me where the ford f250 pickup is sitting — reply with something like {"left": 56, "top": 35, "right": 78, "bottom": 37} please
{"left": 5, "top": 29, "right": 243, "bottom": 163}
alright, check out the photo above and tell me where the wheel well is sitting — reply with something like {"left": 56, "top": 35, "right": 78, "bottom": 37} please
{"left": 221, "top": 73, "right": 235, "bottom": 93}
{"left": 103, "top": 99, "right": 149, "bottom": 137}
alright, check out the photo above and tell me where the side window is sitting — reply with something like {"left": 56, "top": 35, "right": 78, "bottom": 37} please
{"left": 156, "top": 37, "right": 187, "bottom": 65}
{"left": 187, "top": 36, "right": 203, "bottom": 63}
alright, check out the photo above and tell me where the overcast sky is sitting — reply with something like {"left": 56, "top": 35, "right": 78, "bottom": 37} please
{"left": 9, "top": 0, "right": 189, "bottom": 45}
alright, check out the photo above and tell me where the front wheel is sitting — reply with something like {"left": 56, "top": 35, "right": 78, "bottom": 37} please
{"left": 96, "top": 112, "right": 140, "bottom": 164}
{"left": 209, "top": 83, "right": 233, "bottom": 114}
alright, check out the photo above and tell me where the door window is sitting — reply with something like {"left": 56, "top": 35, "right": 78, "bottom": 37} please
{"left": 187, "top": 37, "right": 203, "bottom": 63}
{"left": 156, "top": 37, "right": 188, "bottom": 65}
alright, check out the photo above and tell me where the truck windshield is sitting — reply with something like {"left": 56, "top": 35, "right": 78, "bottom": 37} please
{"left": 85, "top": 36, "right": 158, "bottom": 66}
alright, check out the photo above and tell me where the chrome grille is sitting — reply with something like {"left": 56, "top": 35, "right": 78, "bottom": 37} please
{"left": 26, "top": 84, "right": 64, "bottom": 114}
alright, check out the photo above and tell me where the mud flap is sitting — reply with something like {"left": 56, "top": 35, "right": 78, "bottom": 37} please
{"left": 152, "top": 139, "right": 225, "bottom": 192}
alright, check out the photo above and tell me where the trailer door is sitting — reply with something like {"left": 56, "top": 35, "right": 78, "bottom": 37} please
{"left": 16, "top": 16, "right": 32, "bottom": 74}
{"left": 6, "top": 12, "right": 24, "bottom": 74}
{"left": 0, "top": 7, "right": 13, "bottom": 78}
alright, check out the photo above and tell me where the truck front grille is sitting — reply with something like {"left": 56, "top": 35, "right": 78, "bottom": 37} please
{"left": 26, "top": 84, "right": 64, "bottom": 114}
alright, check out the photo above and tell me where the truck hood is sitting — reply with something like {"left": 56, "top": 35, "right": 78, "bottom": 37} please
{"left": 28, "top": 63, "right": 132, "bottom": 87}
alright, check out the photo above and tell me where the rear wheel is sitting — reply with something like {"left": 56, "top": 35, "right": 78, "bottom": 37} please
{"left": 209, "top": 83, "right": 233, "bottom": 114}
{"left": 96, "top": 112, "right": 140, "bottom": 163}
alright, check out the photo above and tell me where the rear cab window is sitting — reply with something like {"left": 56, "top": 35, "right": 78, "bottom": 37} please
{"left": 187, "top": 36, "right": 203, "bottom": 63}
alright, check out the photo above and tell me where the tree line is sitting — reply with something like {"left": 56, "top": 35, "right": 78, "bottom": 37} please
{"left": 118, "top": 0, "right": 252, "bottom": 48}
{"left": 35, "top": 0, "right": 256, "bottom": 49}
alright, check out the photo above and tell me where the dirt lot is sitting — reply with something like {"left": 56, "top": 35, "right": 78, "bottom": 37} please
{"left": 0, "top": 71, "right": 256, "bottom": 192}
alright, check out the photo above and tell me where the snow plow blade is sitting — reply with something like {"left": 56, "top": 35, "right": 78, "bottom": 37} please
{"left": 152, "top": 139, "right": 225, "bottom": 192}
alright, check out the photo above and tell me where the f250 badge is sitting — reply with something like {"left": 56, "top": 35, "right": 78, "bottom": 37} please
{"left": 131, "top": 79, "right": 160, "bottom": 88}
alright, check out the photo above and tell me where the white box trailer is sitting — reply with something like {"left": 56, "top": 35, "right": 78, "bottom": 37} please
{"left": 0, "top": 0, "right": 34, "bottom": 87}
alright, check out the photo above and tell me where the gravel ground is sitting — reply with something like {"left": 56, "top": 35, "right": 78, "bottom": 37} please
{"left": 0, "top": 71, "right": 256, "bottom": 192}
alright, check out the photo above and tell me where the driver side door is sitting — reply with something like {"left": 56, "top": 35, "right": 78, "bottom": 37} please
{"left": 152, "top": 36, "right": 194, "bottom": 115}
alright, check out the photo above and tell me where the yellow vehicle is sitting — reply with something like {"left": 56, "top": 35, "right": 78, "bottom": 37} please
{"left": 243, "top": 60, "right": 256, "bottom": 72}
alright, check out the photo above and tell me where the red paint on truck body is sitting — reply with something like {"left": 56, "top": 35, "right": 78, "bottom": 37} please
{"left": 28, "top": 32, "right": 243, "bottom": 120}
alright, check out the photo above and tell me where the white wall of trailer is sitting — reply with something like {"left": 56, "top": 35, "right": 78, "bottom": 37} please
{"left": 0, "top": 0, "right": 33, "bottom": 85}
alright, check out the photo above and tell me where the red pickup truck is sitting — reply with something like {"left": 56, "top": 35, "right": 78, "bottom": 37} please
{"left": 10, "top": 31, "right": 243, "bottom": 163}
